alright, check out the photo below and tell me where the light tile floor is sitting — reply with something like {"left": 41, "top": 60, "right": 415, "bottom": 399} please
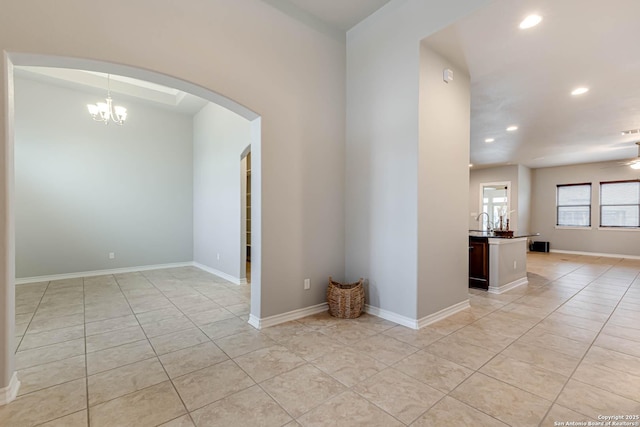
{"left": 2, "top": 252, "right": 640, "bottom": 426}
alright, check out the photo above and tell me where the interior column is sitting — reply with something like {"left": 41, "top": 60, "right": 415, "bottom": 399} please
{"left": 0, "top": 58, "right": 19, "bottom": 404}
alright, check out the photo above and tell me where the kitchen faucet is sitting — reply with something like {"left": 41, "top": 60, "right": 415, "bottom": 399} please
{"left": 475, "top": 212, "right": 492, "bottom": 232}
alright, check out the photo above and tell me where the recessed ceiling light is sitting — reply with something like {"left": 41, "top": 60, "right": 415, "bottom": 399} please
{"left": 630, "top": 161, "right": 640, "bottom": 170}
{"left": 469, "top": 163, "right": 474, "bottom": 168}
{"left": 485, "top": 138, "right": 495, "bottom": 143}
{"left": 519, "top": 14, "right": 543, "bottom": 29}
{"left": 506, "top": 126, "right": 518, "bottom": 132}
{"left": 571, "top": 87, "right": 589, "bottom": 96}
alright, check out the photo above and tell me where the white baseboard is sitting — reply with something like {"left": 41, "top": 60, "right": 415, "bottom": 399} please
{"left": 192, "top": 262, "right": 246, "bottom": 285}
{"left": 550, "top": 249, "right": 640, "bottom": 260}
{"left": 488, "top": 277, "right": 528, "bottom": 294}
{"left": 0, "top": 372, "right": 20, "bottom": 406}
{"left": 248, "top": 303, "right": 328, "bottom": 329}
{"left": 365, "top": 300, "right": 471, "bottom": 330}
{"left": 364, "top": 305, "right": 418, "bottom": 329}
{"left": 252, "top": 299, "right": 470, "bottom": 331}
{"left": 15, "top": 262, "right": 193, "bottom": 285}
{"left": 416, "top": 300, "right": 471, "bottom": 329}
{"left": 15, "top": 261, "right": 249, "bottom": 286}
{"left": 248, "top": 314, "right": 261, "bottom": 329}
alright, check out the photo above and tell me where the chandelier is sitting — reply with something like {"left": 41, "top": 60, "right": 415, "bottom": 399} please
{"left": 87, "top": 74, "right": 127, "bottom": 125}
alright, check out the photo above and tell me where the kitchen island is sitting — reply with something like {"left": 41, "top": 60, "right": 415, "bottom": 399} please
{"left": 469, "top": 231, "right": 538, "bottom": 294}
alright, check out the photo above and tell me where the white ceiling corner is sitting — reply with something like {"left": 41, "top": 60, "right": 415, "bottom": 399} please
{"left": 263, "top": 0, "right": 392, "bottom": 32}
{"left": 286, "top": 0, "right": 391, "bottom": 31}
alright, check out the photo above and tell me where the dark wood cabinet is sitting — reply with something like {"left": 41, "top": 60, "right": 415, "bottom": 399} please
{"left": 469, "top": 238, "right": 489, "bottom": 289}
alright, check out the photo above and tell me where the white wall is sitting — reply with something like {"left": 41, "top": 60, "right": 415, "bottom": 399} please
{"left": 531, "top": 161, "right": 640, "bottom": 256}
{"left": 0, "top": 0, "right": 346, "bottom": 390}
{"left": 345, "top": 0, "right": 490, "bottom": 321}
{"left": 14, "top": 77, "right": 193, "bottom": 278}
{"left": 193, "top": 103, "right": 251, "bottom": 281}
{"left": 417, "top": 44, "right": 470, "bottom": 319}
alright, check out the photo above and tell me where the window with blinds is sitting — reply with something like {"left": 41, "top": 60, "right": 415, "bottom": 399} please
{"left": 556, "top": 183, "right": 591, "bottom": 227}
{"left": 600, "top": 180, "right": 640, "bottom": 228}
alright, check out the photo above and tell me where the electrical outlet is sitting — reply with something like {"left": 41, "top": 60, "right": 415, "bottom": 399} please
{"left": 109, "top": 252, "right": 115, "bottom": 259}
{"left": 304, "top": 278, "right": 310, "bottom": 290}
{"left": 513, "top": 260, "right": 517, "bottom": 269}
{"left": 217, "top": 253, "right": 220, "bottom": 261}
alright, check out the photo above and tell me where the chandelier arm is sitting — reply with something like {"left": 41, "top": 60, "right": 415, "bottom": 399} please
{"left": 87, "top": 74, "right": 126, "bottom": 125}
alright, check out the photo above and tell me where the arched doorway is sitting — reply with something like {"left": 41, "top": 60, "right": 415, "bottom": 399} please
{"left": 1, "top": 53, "right": 262, "bottom": 404}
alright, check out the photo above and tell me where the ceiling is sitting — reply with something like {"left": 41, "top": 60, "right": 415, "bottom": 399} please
{"left": 15, "top": 1, "right": 640, "bottom": 170}
{"left": 281, "top": 0, "right": 640, "bottom": 169}
{"left": 426, "top": 0, "right": 640, "bottom": 169}
{"left": 271, "top": 0, "right": 392, "bottom": 31}
{"left": 15, "top": 67, "right": 208, "bottom": 115}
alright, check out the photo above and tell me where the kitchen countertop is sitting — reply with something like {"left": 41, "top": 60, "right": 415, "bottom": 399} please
{"left": 469, "top": 230, "right": 540, "bottom": 239}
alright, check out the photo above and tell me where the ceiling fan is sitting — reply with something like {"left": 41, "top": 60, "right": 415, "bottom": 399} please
{"left": 607, "top": 142, "right": 640, "bottom": 170}
{"left": 625, "top": 142, "right": 640, "bottom": 170}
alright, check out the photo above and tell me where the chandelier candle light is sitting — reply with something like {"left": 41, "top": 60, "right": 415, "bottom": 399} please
{"left": 87, "top": 74, "right": 127, "bottom": 125}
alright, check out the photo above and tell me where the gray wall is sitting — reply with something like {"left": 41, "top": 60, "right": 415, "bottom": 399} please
{"left": 2, "top": 0, "right": 349, "bottom": 390}
{"left": 417, "top": 44, "right": 470, "bottom": 319}
{"left": 490, "top": 239, "right": 527, "bottom": 290}
{"left": 531, "top": 161, "right": 640, "bottom": 256}
{"left": 517, "top": 165, "right": 532, "bottom": 234}
{"left": 345, "top": 0, "right": 489, "bottom": 321}
{"left": 15, "top": 77, "right": 193, "bottom": 278}
{"left": 193, "top": 103, "right": 251, "bottom": 280}
{"left": 469, "top": 165, "right": 519, "bottom": 231}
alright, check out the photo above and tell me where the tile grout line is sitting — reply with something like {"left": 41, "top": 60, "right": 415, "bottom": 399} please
{"left": 254, "top": 324, "right": 411, "bottom": 425}
{"left": 83, "top": 276, "right": 91, "bottom": 427}
{"left": 483, "top": 259, "right": 617, "bottom": 424}
{"left": 19, "top": 278, "right": 86, "bottom": 426}
{"left": 401, "top": 257, "right": 609, "bottom": 425}
{"left": 506, "top": 261, "right": 620, "bottom": 424}
{"left": 143, "top": 270, "right": 243, "bottom": 425}
{"left": 140, "top": 269, "right": 285, "bottom": 422}
{"left": 324, "top": 260, "right": 639, "bottom": 426}
{"left": 275, "top": 304, "right": 504, "bottom": 424}
{"left": 63, "top": 268, "right": 252, "bottom": 417}
{"left": 14, "top": 280, "right": 52, "bottom": 354}
{"left": 112, "top": 272, "right": 197, "bottom": 426}
{"left": 138, "top": 269, "right": 243, "bottom": 356}
{"left": 137, "top": 268, "right": 258, "bottom": 420}
{"left": 12, "top": 256, "right": 640, "bottom": 426}
{"left": 536, "top": 259, "right": 639, "bottom": 424}
{"left": 210, "top": 257, "right": 636, "bottom": 425}
{"left": 289, "top": 317, "right": 463, "bottom": 425}
{"left": 233, "top": 257, "right": 640, "bottom": 425}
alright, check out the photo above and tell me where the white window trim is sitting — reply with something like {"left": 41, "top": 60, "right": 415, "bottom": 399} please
{"left": 599, "top": 181, "right": 640, "bottom": 229}
{"left": 597, "top": 226, "right": 640, "bottom": 232}
{"left": 556, "top": 183, "right": 592, "bottom": 228}
{"left": 555, "top": 226, "right": 592, "bottom": 230}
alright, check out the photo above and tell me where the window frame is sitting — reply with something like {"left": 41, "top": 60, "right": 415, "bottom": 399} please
{"left": 599, "top": 180, "right": 640, "bottom": 229}
{"left": 556, "top": 183, "right": 592, "bottom": 228}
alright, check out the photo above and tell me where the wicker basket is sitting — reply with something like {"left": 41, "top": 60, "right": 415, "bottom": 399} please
{"left": 327, "top": 277, "right": 365, "bottom": 319}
